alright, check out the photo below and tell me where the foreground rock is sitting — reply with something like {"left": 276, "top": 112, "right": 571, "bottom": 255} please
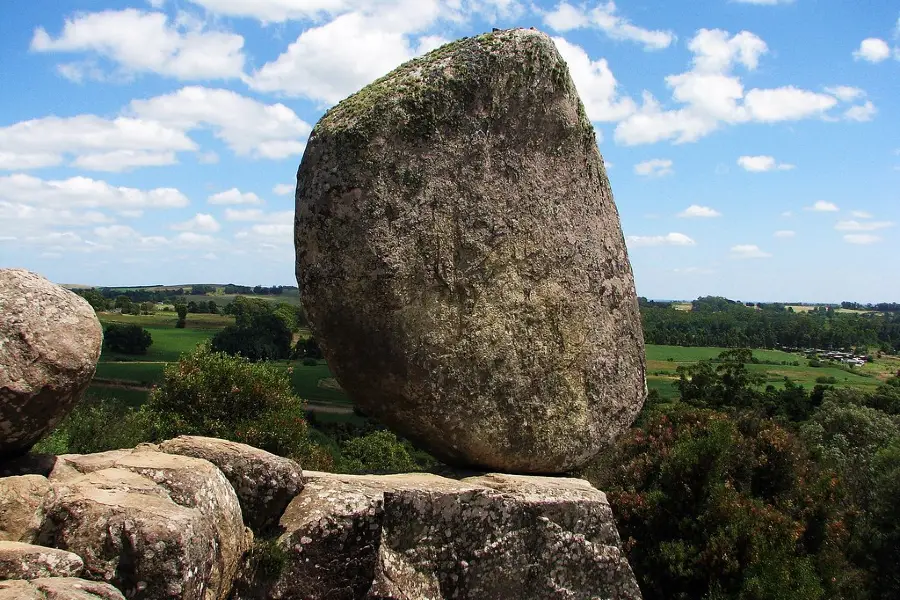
{"left": 0, "top": 578, "right": 125, "bottom": 600}
{"left": 295, "top": 29, "right": 646, "bottom": 473}
{"left": 0, "top": 541, "right": 84, "bottom": 579}
{"left": 39, "top": 448, "right": 252, "bottom": 600}
{"left": 0, "top": 475, "right": 51, "bottom": 542}
{"left": 159, "top": 436, "right": 304, "bottom": 534}
{"left": 234, "top": 471, "right": 640, "bottom": 599}
{"left": 0, "top": 269, "right": 102, "bottom": 459}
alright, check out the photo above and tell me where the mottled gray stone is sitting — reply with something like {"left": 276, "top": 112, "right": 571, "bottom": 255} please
{"left": 295, "top": 29, "right": 646, "bottom": 474}
{"left": 0, "top": 577, "right": 125, "bottom": 599}
{"left": 368, "top": 472, "right": 642, "bottom": 599}
{"left": 40, "top": 448, "right": 252, "bottom": 600}
{"left": 0, "top": 541, "right": 84, "bottom": 579}
{"left": 159, "top": 436, "right": 304, "bottom": 534}
{"left": 233, "top": 471, "right": 640, "bottom": 600}
{"left": 0, "top": 269, "right": 102, "bottom": 459}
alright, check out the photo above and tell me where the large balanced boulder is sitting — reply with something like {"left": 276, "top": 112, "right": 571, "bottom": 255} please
{"left": 0, "top": 269, "right": 102, "bottom": 459}
{"left": 295, "top": 28, "right": 646, "bottom": 473}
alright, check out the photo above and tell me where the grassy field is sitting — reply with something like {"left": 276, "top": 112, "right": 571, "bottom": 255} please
{"left": 92, "top": 310, "right": 897, "bottom": 408}
{"left": 645, "top": 344, "right": 888, "bottom": 399}
{"left": 100, "top": 312, "right": 234, "bottom": 329}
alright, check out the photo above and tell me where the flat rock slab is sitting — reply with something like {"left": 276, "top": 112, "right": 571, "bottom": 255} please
{"left": 0, "top": 541, "right": 84, "bottom": 580}
{"left": 234, "top": 471, "right": 641, "bottom": 600}
{"left": 0, "top": 577, "right": 125, "bottom": 600}
{"left": 0, "top": 269, "right": 102, "bottom": 459}
{"left": 295, "top": 29, "right": 646, "bottom": 473}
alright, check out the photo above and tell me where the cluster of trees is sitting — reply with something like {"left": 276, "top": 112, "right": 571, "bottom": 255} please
{"left": 103, "top": 324, "right": 153, "bottom": 355}
{"left": 586, "top": 349, "right": 900, "bottom": 599}
{"left": 842, "top": 301, "right": 900, "bottom": 312}
{"left": 222, "top": 284, "right": 291, "bottom": 295}
{"left": 641, "top": 296, "right": 900, "bottom": 352}
{"left": 210, "top": 296, "right": 309, "bottom": 361}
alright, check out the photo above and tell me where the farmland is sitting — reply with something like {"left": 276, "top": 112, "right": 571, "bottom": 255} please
{"left": 92, "top": 311, "right": 899, "bottom": 408}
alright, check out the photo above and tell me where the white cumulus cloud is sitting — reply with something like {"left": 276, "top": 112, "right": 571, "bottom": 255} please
{"left": 805, "top": 201, "right": 839, "bottom": 212}
{"left": 171, "top": 213, "right": 221, "bottom": 232}
{"left": 634, "top": 158, "right": 673, "bottom": 177}
{"left": 853, "top": 38, "right": 891, "bottom": 63}
{"left": 678, "top": 205, "right": 722, "bottom": 218}
{"left": 551, "top": 38, "right": 636, "bottom": 122}
{"left": 737, "top": 155, "right": 795, "bottom": 172}
{"left": 774, "top": 230, "right": 795, "bottom": 238}
{"left": 730, "top": 244, "right": 772, "bottom": 258}
{"left": 31, "top": 9, "right": 245, "bottom": 81}
{"left": 208, "top": 188, "right": 263, "bottom": 205}
{"left": 543, "top": 2, "right": 675, "bottom": 50}
{"left": 129, "top": 86, "right": 311, "bottom": 159}
{"left": 626, "top": 232, "right": 696, "bottom": 247}
{"left": 272, "top": 183, "right": 294, "bottom": 196}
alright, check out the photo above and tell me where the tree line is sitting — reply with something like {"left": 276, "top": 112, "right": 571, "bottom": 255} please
{"left": 640, "top": 296, "right": 900, "bottom": 353}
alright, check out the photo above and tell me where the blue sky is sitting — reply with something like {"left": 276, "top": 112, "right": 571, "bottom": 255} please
{"left": 0, "top": 0, "right": 897, "bottom": 302}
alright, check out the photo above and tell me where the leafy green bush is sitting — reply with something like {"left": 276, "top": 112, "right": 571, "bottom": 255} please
{"left": 103, "top": 324, "right": 152, "bottom": 355}
{"left": 816, "top": 376, "right": 838, "bottom": 384}
{"left": 144, "top": 344, "right": 329, "bottom": 468}
{"left": 584, "top": 406, "right": 860, "bottom": 600}
{"left": 33, "top": 398, "right": 151, "bottom": 455}
{"left": 336, "top": 430, "right": 426, "bottom": 474}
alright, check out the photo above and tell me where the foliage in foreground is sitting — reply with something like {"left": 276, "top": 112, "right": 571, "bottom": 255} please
{"left": 585, "top": 348, "right": 900, "bottom": 600}
{"left": 144, "top": 344, "right": 326, "bottom": 465}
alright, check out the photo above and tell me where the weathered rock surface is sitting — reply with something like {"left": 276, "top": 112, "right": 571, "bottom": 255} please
{"left": 295, "top": 28, "right": 646, "bottom": 473}
{"left": 0, "top": 541, "right": 84, "bottom": 580}
{"left": 0, "top": 577, "right": 125, "bottom": 600}
{"left": 0, "top": 269, "right": 103, "bottom": 459}
{"left": 0, "top": 475, "right": 50, "bottom": 542}
{"left": 39, "top": 448, "right": 252, "bottom": 600}
{"left": 159, "top": 436, "right": 304, "bottom": 533}
{"left": 370, "top": 473, "right": 641, "bottom": 599}
{"left": 233, "top": 471, "right": 640, "bottom": 600}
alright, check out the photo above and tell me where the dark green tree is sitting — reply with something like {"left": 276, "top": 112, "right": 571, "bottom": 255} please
{"left": 103, "top": 324, "right": 152, "bottom": 355}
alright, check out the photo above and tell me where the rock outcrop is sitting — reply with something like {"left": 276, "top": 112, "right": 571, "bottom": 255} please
{"left": 0, "top": 474, "right": 51, "bottom": 542}
{"left": 39, "top": 448, "right": 252, "bottom": 600}
{"left": 0, "top": 541, "right": 84, "bottom": 580}
{"left": 0, "top": 577, "right": 126, "bottom": 600}
{"left": 0, "top": 269, "right": 103, "bottom": 459}
{"left": 295, "top": 28, "right": 646, "bottom": 473}
{"left": 158, "top": 436, "right": 304, "bottom": 534}
{"left": 233, "top": 471, "right": 640, "bottom": 599}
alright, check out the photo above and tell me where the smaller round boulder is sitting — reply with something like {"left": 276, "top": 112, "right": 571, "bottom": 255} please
{"left": 0, "top": 269, "right": 102, "bottom": 459}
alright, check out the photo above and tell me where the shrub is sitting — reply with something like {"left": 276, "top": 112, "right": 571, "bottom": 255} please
{"left": 337, "top": 430, "right": 423, "bottom": 474}
{"left": 33, "top": 398, "right": 151, "bottom": 455}
{"left": 301, "top": 357, "right": 318, "bottom": 367}
{"left": 212, "top": 314, "right": 292, "bottom": 362}
{"left": 816, "top": 376, "right": 838, "bottom": 385}
{"left": 103, "top": 324, "right": 152, "bottom": 355}
{"left": 144, "top": 344, "right": 327, "bottom": 467}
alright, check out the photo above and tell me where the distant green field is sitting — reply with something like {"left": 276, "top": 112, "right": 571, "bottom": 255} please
{"left": 94, "top": 362, "right": 166, "bottom": 385}
{"left": 645, "top": 344, "right": 884, "bottom": 399}
{"left": 99, "top": 312, "right": 234, "bottom": 329}
{"left": 99, "top": 327, "right": 216, "bottom": 363}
